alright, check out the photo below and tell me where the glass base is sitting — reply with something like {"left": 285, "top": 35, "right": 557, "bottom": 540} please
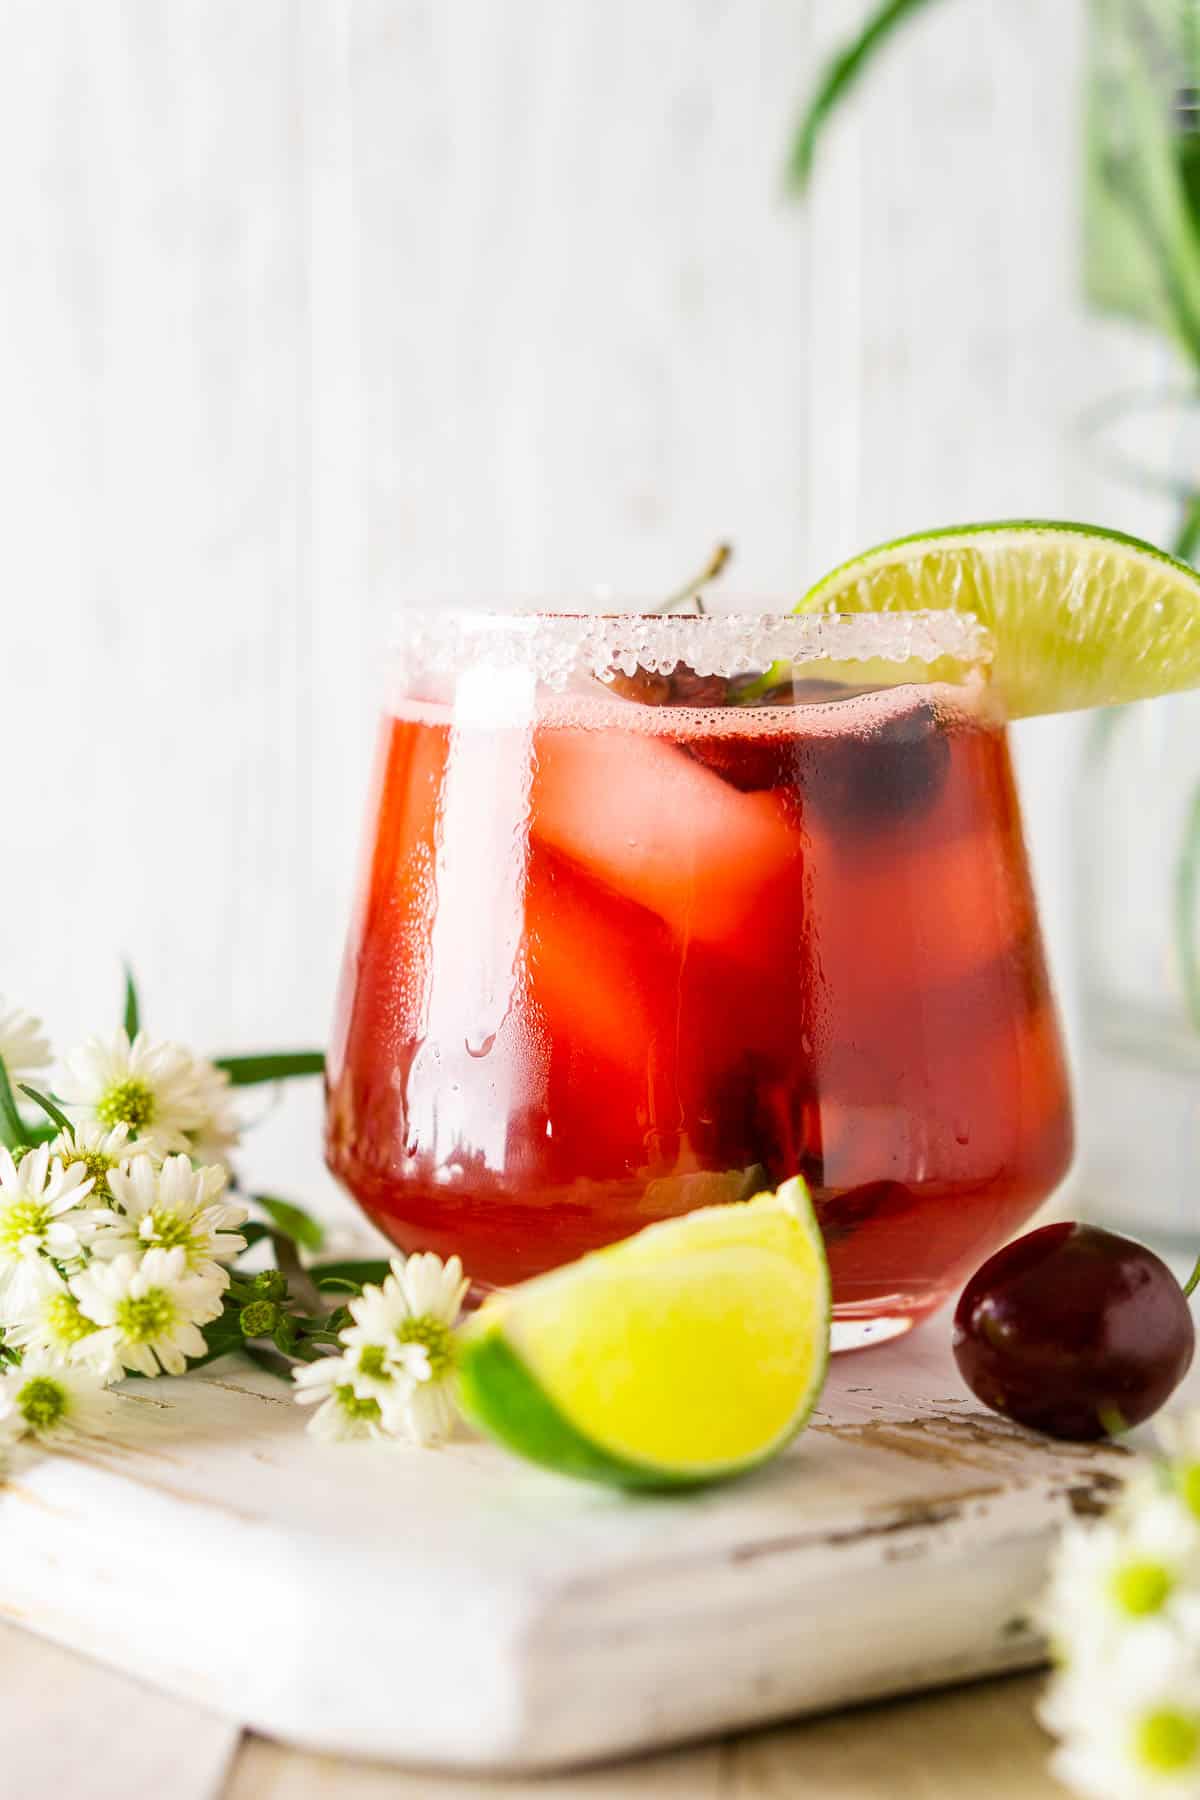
{"left": 831, "top": 1313, "right": 917, "bottom": 1353}
{"left": 830, "top": 1291, "right": 949, "bottom": 1353}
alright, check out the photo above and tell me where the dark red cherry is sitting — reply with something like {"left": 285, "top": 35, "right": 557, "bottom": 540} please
{"left": 952, "top": 1221, "right": 1195, "bottom": 1441}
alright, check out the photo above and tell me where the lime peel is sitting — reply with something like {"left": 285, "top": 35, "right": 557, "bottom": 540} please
{"left": 798, "top": 519, "right": 1200, "bottom": 719}
{"left": 456, "top": 1178, "right": 831, "bottom": 1490}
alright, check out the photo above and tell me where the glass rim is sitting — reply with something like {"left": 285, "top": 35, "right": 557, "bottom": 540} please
{"left": 389, "top": 606, "right": 992, "bottom": 686}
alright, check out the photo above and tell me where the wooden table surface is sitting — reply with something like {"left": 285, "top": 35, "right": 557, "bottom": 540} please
{"left": 2, "top": 1621, "right": 1067, "bottom": 1797}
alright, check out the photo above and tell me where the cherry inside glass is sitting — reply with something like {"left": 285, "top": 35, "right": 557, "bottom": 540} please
{"left": 325, "top": 607, "right": 1073, "bottom": 1349}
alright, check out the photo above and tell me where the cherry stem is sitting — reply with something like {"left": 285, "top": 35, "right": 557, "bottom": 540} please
{"left": 1184, "top": 1251, "right": 1200, "bottom": 1299}
{"left": 655, "top": 542, "right": 733, "bottom": 615}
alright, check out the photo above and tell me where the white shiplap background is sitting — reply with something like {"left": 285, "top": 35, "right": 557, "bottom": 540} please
{"left": 0, "top": 0, "right": 1162, "bottom": 1207}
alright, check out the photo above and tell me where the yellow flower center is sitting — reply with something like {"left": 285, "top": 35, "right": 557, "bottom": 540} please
{"left": 96, "top": 1078, "right": 156, "bottom": 1133}
{"left": 45, "top": 1292, "right": 96, "bottom": 1347}
{"left": 356, "top": 1344, "right": 390, "bottom": 1381}
{"left": 61, "top": 1148, "right": 116, "bottom": 1204}
{"left": 1111, "top": 1559, "right": 1173, "bottom": 1617}
{"left": 335, "top": 1384, "right": 381, "bottom": 1423}
{"left": 396, "top": 1315, "right": 453, "bottom": 1378}
{"left": 0, "top": 1198, "right": 49, "bottom": 1254}
{"left": 143, "top": 1209, "right": 199, "bottom": 1255}
{"left": 1178, "top": 1461, "right": 1200, "bottom": 1521}
{"left": 1136, "top": 1708, "right": 1200, "bottom": 1773}
{"left": 114, "top": 1287, "right": 178, "bottom": 1344}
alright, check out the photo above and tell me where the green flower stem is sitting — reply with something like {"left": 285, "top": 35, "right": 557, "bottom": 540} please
{"left": 1183, "top": 1250, "right": 1200, "bottom": 1298}
{"left": 267, "top": 1227, "right": 325, "bottom": 1317}
{"left": 224, "top": 1280, "right": 261, "bottom": 1306}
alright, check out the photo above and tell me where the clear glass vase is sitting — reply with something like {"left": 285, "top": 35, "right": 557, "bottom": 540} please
{"left": 1074, "top": 2, "right": 1200, "bottom": 1244}
{"left": 1078, "top": 694, "right": 1200, "bottom": 1244}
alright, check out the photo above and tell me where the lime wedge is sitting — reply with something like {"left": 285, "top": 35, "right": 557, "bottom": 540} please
{"left": 799, "top": 521, "right": 1200, "bottom": 718}
{"left": 456, "top": 1178, "right": 830, "bottom": 1489}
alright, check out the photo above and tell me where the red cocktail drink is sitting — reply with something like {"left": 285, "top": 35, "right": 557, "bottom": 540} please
{"left": 327, "top": 611, "right": 1072, "bottom": 1347}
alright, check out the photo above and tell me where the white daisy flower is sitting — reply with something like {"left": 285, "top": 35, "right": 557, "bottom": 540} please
{"left": 292, "top": 1354, "right": 394, "bottom": 1443}
{"left": 1, "top": 1259, "right": 122, "bottom": 1378}
{"left": 0, "top": 998, "right": 51, "bottom": 1089}
{"left": 1047, "top": 1624, "right": 1200, "bottom": 1800}
{"left": 91, "top": 1154, "right": 247, "bottom": 1280}
{"left": 1041, "top": 1495, "right": 1200, "bottom": 1670}
{"left": 0, "top": 1349, "right": 116, "bottom": 1448}
{"left": 69, "top": 1247, "right": 225, "bottom": 1378}
{"left": 340, "top": 1252, "right": 469, "bottom": 1447}
{"left": 181, "top": 1058, "right": 240, "bottom": 1165}
{"left": 1159, "top": 1413, "right": 1200, "bottom": 1524}
{"left": 0, "top": 1146, "right": 95, "bottom": 1312}
{"left": 49, "top": 1120, "right": 155, "bottom": 1205}
{"left": 61, "top": 1028, "right": 238, "bottom": 1162}
{"left": 394, "top": 1363, "right": 460, "bottom": 1449}
{"left": 337, "top": 1335, "right": 432, "bottom": 1416}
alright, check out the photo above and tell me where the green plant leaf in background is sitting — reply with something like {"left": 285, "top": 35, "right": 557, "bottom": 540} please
{"left": 787, "top": 0, "right": 1200, "bottom": 364}
{"left": 785, "top": 0, "right": 946, "bottom": 191}
{"left": 309, "top": 1258, "right": 393, "bottom": 1289}
{"left": 214, "top": 1051, "right": 325, "bottom": 1086}
{"left": 0, "top": 1060, "right": 24, "bottom": 1151}
{"left": 123, "top": 964, "right": 141, "bottom": 1039}
{"left": 254, "top": 1194, "right": 326, "bottom": 1254}
{"left": 1085, "top": 0, "right": 1200, "bottom": 358}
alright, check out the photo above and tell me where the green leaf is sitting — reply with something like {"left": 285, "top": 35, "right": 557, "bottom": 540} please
{"left": 213, "top": 1052, "right": 325, "bottom": 1086}
{"left": 315, "top": 1275, "right": 363, "bottom": 1295}
{"left": 123, "top": 964, "right": 141, "bottom": 1039}
{"left": 785, "top": 0, "right": 945, "bottom": 192}
{"left": 0, "top": 1059, "right": 25, "bottom": 1151}
{"left": 243, "top": 1342, "right": 294, "bottom": 1382}
{"left": 18, "top": 1085, "right": 71, "bottom": 1134}
{"left": 182, "top": 1307, "right": 247, "bottom": 1372}
{"left": 237, "top": 1221, "right": 273, "bottom": 1252}
{"left": 1174, "top": 493, "right": 1200, "bottom": 566}
{"left": 1084, "top": 0, "right": 1200, "bottom": 357}
{"left": 255, "top": 1195, "right": 325, "bottom": 1253}
{"left": 309, "top": 1258, "right": 392, "bottom": 1289}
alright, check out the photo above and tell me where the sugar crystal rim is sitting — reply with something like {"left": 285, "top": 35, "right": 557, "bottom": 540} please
{"left": 390, "top": 608, "right": 992, "bottom": 686}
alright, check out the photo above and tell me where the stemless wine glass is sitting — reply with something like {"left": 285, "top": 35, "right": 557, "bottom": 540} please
{"left": 325, "top": 606, "right": 1073, "bottom": 1349}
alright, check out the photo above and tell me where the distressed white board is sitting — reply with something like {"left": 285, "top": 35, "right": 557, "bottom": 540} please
{"left": 0, "top": 1328, "right": 1129, "bottom": 1774}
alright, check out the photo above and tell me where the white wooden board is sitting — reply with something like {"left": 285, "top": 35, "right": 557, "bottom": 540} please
{"left": 0, "top": 1327, "right": 1130, "bottom": 1774}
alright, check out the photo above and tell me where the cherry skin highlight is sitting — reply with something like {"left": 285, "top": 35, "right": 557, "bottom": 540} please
{"left": 952, "top": 1221, "right": 1195, "bottom": 1441}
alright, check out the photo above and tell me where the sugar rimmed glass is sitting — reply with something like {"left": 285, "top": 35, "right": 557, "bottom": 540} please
{"left": 326, "top": 605, "right": 1072, "bottom": 1349}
